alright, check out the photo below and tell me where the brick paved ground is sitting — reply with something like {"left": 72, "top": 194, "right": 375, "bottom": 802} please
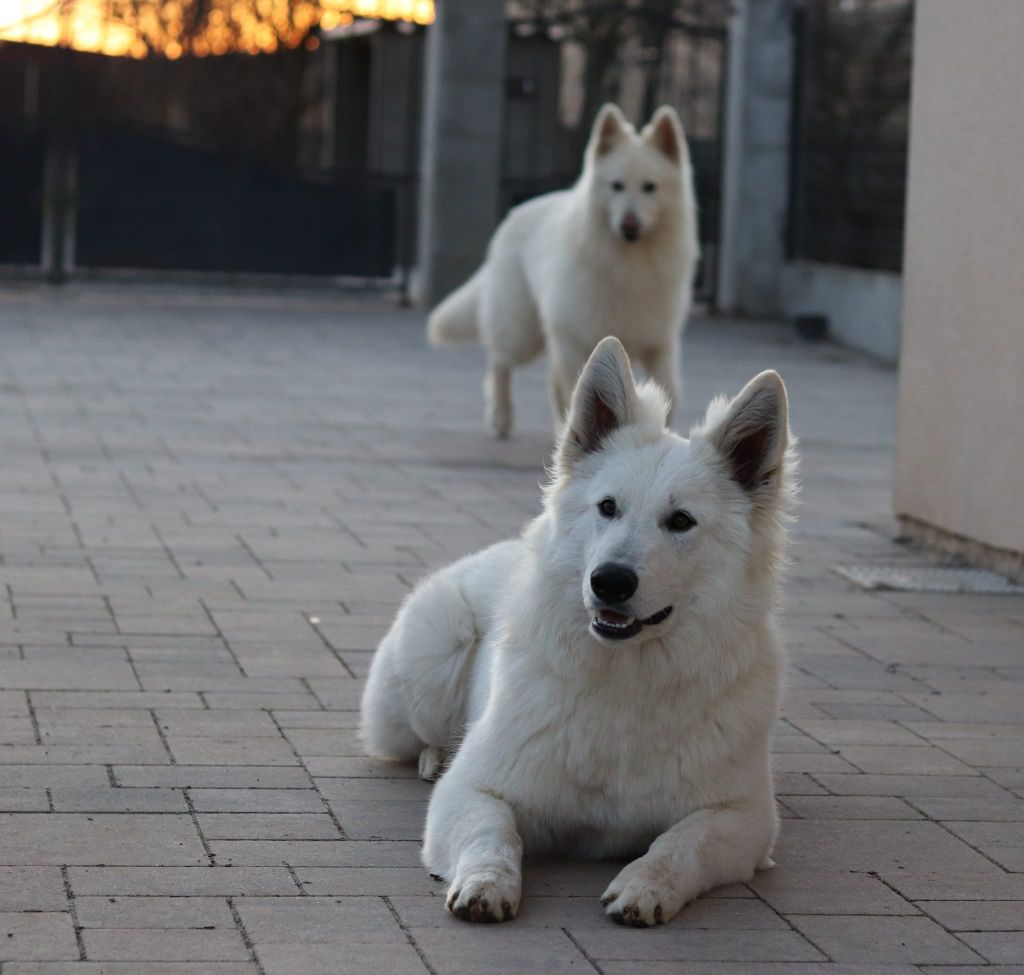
{"left": 0, "top": 284, "right": 1020, "bottom": 974}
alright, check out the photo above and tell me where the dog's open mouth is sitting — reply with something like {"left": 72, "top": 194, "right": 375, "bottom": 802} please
{"left": 592, "top": 606, "right": 673, "bottom": 641}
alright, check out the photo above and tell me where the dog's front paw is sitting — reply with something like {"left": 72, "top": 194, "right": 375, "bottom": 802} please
{"left": 601, "top": 860, "right": 688, "bottom": 928}
{"left": 446, "top": 869, "right": 520, "bottom": 923}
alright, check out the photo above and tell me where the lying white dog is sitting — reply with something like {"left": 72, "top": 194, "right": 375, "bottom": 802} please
{"left": 427, "top": 104, "right": 699, "bottom": 438}
{"left": 360, "top": 337, "right": 795, "bottom": 926}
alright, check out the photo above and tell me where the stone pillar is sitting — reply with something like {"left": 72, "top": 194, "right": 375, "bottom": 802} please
{"left": 416, "top": 0, "right": 507, "bottom": 309}
{"left": 717, "top": 0, "right": 794, "bottom": 315}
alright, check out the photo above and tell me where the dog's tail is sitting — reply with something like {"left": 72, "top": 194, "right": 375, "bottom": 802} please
{"left": 427, "top": 270, "right": 482, "bottom": 346}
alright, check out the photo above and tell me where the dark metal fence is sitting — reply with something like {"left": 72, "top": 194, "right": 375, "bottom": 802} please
{"left": 787, "top": 0, "right": 914, "bottom": 272}
{"left": 2, "top": 3, "right": 729, "bottom": 296}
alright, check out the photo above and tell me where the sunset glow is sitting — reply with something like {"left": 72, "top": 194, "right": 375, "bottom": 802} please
{"left": 0, "top": 0, "right": 434, "bottom": 58}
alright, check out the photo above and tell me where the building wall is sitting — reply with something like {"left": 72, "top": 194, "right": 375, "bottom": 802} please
{"left": 894, "top": 0, "right": 1024, "bottom": 565}
{"left": 782, "top": 262, "right": 902, "bottom": 363}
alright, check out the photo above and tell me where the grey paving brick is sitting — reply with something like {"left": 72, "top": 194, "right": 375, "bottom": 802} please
{"left": 0, "top": 868, "right": 68, "bottom": 911}
{"left": 412, "top": 927, "right": 601, "bottom": 973}
{"left": 0, "top": 913, "right": 78, "bottom": 961}
{"left": 292, "top": 867, "right": 443, "bottom": 897}
{"left": 114, "top": 766, "right": 311, "bottom": 789}
{"left": 920, "top": 899, "right": 1024, "bottom": 931}
{"left": 52, "top": 789, "right": 188, "bottom": 813}
{"left": 2, "top": 292, "right": 1022, "bottom": 972}
{"left": 234, "top": 896, "right": 404, "bottom": 944}
{"left": 5, "top": 965, "right": 257, "bottom": 974}
{"left": 256, "top": 943, "right": 429, "bottom": 975}
{"left": 788, "top": 915, "right": 983, "bottom": 964}
{"left": 188, "top": 789, "right": 323, "bottom": 813}
{"left": 0, "top": 814, "right": 206, "bottom": 866}
{"left": 751, "top": 868, "right": 918, "bottom": 916}
{"left": 209, "top": 840, "right": 421, "bottom": 867}
{"left": 196, "top": 813, "right": 339, "bottom": 840}
{"left": 82, "top": 927, "right": 248, "bottom": 961}
{"left": 566, "top": 927, "right": 825, "bottom": 963}
{"left": 165, "top": 737, "right": 299, "bottom": 766}
{"left": 957, "top": 931, "right": 1024, "bottom": 964}
{"left": 70, "top": 867, "right": 299, "bottom": 897}
{"left": 75, "top": 895, "right": 235, "bottom": 928}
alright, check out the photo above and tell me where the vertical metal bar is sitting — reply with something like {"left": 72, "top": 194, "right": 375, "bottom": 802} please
{"left": 715, "top": 0, "right": 747, "bottom": 313}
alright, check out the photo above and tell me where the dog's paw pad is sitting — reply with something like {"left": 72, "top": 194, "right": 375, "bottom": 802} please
{"left": 601, "top": 863, "right": 684, "bottom": 927}
{"left": 446, "top": 872, "right": 520, "bottom": 923}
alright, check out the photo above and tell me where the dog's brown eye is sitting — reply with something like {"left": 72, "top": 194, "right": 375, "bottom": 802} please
{"left": 598, "top": 498, "right": 617, "bottom": 518}
{"left": 667, "top": 510, "right": 695, "bottom": 532}
{"left": 642, "top": 181, "right": 657, "bottom": 194}
{"left": 610, "top": 180, "right": 624, "bottom": 192}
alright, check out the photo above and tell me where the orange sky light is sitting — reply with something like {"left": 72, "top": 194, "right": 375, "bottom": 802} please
{"left": 0, "top": 0, "right": 434, "bottom": 58}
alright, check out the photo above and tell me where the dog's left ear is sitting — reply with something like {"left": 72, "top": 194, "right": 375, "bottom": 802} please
{"left": 703, "top": 371, "right": 789, "bottom": 497}
{"left": 642, "top": 106, "right": 685, "bottom": 164}
{"left": 558, "top": 337, "right": 638, "bottom": 471}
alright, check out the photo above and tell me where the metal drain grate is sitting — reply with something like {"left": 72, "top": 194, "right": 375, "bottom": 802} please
{"left": 832, "top": 564, "right": 1023, "bottom": 595}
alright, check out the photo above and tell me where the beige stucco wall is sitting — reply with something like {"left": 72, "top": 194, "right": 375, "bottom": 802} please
{"left": 894, "top": 0, "right": 1024, "bottom": 557}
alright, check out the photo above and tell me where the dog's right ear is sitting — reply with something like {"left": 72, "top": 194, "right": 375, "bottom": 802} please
{"left": 587, "top": 104, "right": 629, "bottom": 158}
{"left": 558, "top": 337, "right": 638, "bottom": 472}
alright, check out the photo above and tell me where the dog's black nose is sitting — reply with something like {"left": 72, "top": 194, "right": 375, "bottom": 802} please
{"left": 590, "top": 563, "right": 639, "bottom": 604}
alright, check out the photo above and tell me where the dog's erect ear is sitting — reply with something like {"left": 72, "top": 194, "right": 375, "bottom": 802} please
{"left": 559, "top": 338, "right": 638, "bottom": 469}
{"left": 588, "top": 104, "right": 629, "bottom": 158}
{"left": 642, "top": 106, "right": 685, "bottom": 164}
{"left": 704, "top": 371, "right": 789, "bottom": 495}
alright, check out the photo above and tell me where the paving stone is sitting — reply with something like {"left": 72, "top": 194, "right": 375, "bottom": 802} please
{"left": 70, "top": 867, "right": 299, "bottom": 897}
{"left": 601, "top": 966, "right": 923, "bottom": 975}
{"left": 209, "top": 840, "right": 421, "bottom": 867}
{"left": 920, "top": 899, "right": 1024, "bottom": 931}
{"left": 957, "top": 932, "right": 1024, "bottom": 964}
{"left": 196, "top": 813, "right": 339, "bottom": 840}
{"left": 188, "top": 789, "right": 324, "bottom": 813}
{"left": 814, "top": 773, "right": 1009, "bottom": 797}
{"left": 234, "top": 896, "right": 404, "bottom": 944}
{"left": 781, "top": 795, "right": 922, "bottom": 819}
{"left": 256, "top": 943, "right": 428, "bottom": 975}
{"left": 787, "top": 915, "right": 983, "bottom": 964}
{"left": 82, "top": 928, "right": 248, "bottom": 961}
{"left": 5, "top": 964, "right": 257, "bottom": 974}
{"left": 943, "top": 820, "right": 1024, "bottom": 870}
{"left": 75, "top": 895, "right": 235, "bottom": 928}
{"left": 411, "top": 927, "right": 601, "bottom": 973}
{"left": 293, "top": 867, "right": 444, "bottom": 897}
{"left": 0, "top": 913, "right": 78, "bottom": 961}
{"left": 909, "top": 795, "right": 1024, "bottom": 821}
{"left": 328, "top": 799, "right": 427, "bottom": 840}
{"left": 52, "top": 788, "right": 188, "bottom": 813}
{"left": 566, "top": 927, "right": 825, "bottom": 963}
{"left": 0, "top": 814, "right": 206, "bottom": 866}
{"left": 2, "top": 292, "right": 1022, "bottom": 972}
{"left": 750, "top": 868, "right": 918, "bottom": 916}
{"left": 114, "top": 767, "right": 311, "bottom": 789}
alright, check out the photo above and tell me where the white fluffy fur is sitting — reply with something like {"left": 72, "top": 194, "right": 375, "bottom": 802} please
{"left": 426, "top": 103, "right": 699, "bottom": 438}
{"left": 360, "top": 338, "right": 796, "bottom": 926}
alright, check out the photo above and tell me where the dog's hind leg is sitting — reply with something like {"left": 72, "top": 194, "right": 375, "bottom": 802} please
{"left": 361, "top": 570, "right": 485, "bottom": 765}
{"left": 359, "top": 644, "right": 423, "bottom": 762}
{"left": 485, "top": 362, "right": 513, "bottom": 439}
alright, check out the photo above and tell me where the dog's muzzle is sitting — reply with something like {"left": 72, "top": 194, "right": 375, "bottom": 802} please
{"left": 591, "top": 605, "right": 674, "bottom": 641}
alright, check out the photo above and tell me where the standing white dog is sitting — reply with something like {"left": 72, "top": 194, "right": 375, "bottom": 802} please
{"left": 361, "top": 337, "right": 796, "bottom": 926}
{"left": 427, "top": 104, "right": 699, "bottom": 438}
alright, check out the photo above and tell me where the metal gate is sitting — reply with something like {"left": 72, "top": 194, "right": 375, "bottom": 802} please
{"left": 504, "top": 0, "right": 730, "bottom": 303}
